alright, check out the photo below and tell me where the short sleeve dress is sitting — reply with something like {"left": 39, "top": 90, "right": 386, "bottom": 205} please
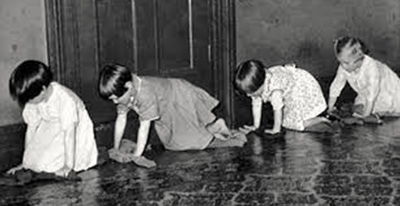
{"left": 22, "top": 82, "right": 98, "bottom": 173}
{"left": 252, "top": 65, "right": 327, "bottom": 131}
{"left": 117, "top": 74, "right": 219, "bottom": 151}
{"left": 329, "top": 55, "right": 400, "bottom": 116}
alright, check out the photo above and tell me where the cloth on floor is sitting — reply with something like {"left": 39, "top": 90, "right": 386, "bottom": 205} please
{"left": 328, "top": 103, "right": 383, "bottom": 125}
{"left": 0, "top": 169, "right": 81, "bottom": 186}
{"left": 207, "top": 118, "right": 232, "bottom": 140}
{"left": 108, "top": 148, "right": 156, "bottom": 168}
{"left": 362, "top": 115, "right": 383, "bottom": 124}
{"left": 340, "top": 117, "right": 364, "bottom": 125}
{"left": 108, "top": 139, "right": 156, "bottom": 168}
{"left": 207, "top": 129, "right": 247, "bottom": 148}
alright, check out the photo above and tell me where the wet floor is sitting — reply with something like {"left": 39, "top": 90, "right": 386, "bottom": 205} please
{"left": 2, "top": 118, "right": 400, "bottom": 206}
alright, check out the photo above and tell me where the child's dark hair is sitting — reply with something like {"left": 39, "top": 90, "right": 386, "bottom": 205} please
{"left": 334, "top": 36, "right": 370, "bottom": 56}
{"left": 98, "top": 64, "right": 133, "bottom": 99}
{"left": 9, "top": 60, "right": 53, "bottom": 106}
{"left": 234, "top": 59, "right": 266, "bottom": 94}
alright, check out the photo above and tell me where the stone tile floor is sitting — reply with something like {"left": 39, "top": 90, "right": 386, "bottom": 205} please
{"left": 2, "top": 118, "right": 400, "bottom": 205}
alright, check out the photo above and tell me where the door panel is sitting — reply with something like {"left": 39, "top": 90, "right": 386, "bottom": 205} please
{"left": 158, "top": 0, "right": 191, "bottom": 71}
{"left": 135, "top": 0, "right": 213, "bottom": 93}
{"left": 134, "top": 0, "right": 157, "bottom": 74}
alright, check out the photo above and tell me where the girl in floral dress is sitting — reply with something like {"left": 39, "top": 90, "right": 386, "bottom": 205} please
{"left": 235, "top": 59, "right": 330, "bottom": 134}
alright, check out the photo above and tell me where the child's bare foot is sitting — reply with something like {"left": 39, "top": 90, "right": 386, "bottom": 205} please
{"left": 207, "top": 118, "right": 232, "bottom": 139}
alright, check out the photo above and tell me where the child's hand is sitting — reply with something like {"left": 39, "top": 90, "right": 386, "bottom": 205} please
{"left": 7, "top": 164, "right": 24, "bottom": 175}
{"left": 239, "top": 125, "right": 258, "bottom": 134}
{"left": 284, "top": 62, "right": 296, "bottom": 68}
{"left": 55, "top": 165, "right": 72, "bottom": 177}
{"left": 352, "top": 112, "right": 364, "bottom": 119}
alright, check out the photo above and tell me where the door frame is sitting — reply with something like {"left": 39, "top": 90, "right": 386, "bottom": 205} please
{"left": 210, "top": 0, "right": 236, "bottom": 127}
{"left": 44, "top": 0, "right": 236, "bottom": 126}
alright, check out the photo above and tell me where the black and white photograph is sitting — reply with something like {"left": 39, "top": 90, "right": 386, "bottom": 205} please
{"left": 0, "top": 0, "right": 400, "bottom": 205}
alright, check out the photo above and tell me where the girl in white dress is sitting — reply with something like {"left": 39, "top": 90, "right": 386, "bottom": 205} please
{"left": 328, "top": 36, "right": 400, "bottom": 122}
{"left": 8, "top": 60, "right": 98, "bottom": 177}
{"left": 234, "top": 59, "right": 329, "bottom": 134}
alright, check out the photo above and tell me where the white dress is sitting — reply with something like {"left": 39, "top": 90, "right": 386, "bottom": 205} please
{"left": 252, "top": 65, "right": 327, "bottom": 131}
{"left": 329, "top": 55, "right": 400, "bottom": 116}
{"left": 22, "top": 82, "right": 98, "bottom": 173}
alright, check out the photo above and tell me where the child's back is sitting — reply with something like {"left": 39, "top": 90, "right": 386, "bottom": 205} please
{"left": 22, "top": 82, "right": 98, "bottom": 173}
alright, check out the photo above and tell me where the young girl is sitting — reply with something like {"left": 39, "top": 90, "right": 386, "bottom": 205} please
{"left": 235, "top": 59, "right": 330, "bottom": 134}
{"left": 98, "top": 65, "right": 245, "bottom": 160}
{"left": 328, "top": 36, "right": 400, "bottom": 122}
{"left": 8, "top": 60, "right": 98, "bottom": 177}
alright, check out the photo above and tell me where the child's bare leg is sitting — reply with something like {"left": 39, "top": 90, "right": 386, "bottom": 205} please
{"left": 304, "top": 116, "right": 331, "bottom": 128}
{"left": 303, "top": 116, "right": 340, "bottom": 133}
{"left": 207, "top": 132, "right": 247, "bottom": 148}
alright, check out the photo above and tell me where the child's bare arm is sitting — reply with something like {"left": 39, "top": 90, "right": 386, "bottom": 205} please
{"left": 360, "top": 100, "right": 374, "bottom": 117}
{"left": 328, "top": 96, "right": 338, "bottom": 112}
{"left": 329, "top": 68, "right": 347, "bottom": 111}
{"left": 239, "top": 97, "right": 262, "bottom": 134}
{"left": 252, "top": 98, "right": 262, "bottom": 128}
{"left": 265, "top": 90, "right": 283, "bottom": 134}
{"left": 133, "top": 120, "right": 151, "bottom": 156}
{"left": 65, "top": 124, "right": 76, "bottom": 168}
{"left": 265, "top": 107, "right": 282, "bottom": 134}
{"left": 359, "top": 67, "right": 380, "bottom": 117}
{"left": 56, "top": 124, "right": 76, "bottom": 177}
{"left": 7, "top": 164, "right": 24, "bottom": 175}
{"left": 114, "top": 113, "right": 128, "bottom": 149}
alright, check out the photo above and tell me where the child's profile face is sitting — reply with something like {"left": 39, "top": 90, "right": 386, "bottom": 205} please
{"left": 109, "top": 82, "right": 134, "bottom": 106}
{"left": 246, "top": 82, "right": 264, "bottom": 98}
{"left": 109, "top": 92, "right": 130, "bottom": 105}
{"left": 337, "top": 42, "right": 365, "bottom": 73}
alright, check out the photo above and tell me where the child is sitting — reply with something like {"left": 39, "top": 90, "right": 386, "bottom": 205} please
{"left": 234, "top": 59, "right": 331, "bottom": 134}
{"left": 98, "top": 64, "right": 245, "bottom": 162}
{"left": 8, "top": 60, "right": 98, "bottom": 177}
{"left": 328, "top": 36, "right": 400, "bottom": 123}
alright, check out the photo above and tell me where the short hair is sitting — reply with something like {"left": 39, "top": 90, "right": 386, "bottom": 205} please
{"left": 334, "top": 36, "right": 370, "bottom": 56}
{"left": 98, "top": 64, "right": 133, "bottom": 99}
{"left": 234, "top": 59, "right": 266, "bottom": 94}
{"left": 9, "top": 60, "right": 53, "bottom": 106}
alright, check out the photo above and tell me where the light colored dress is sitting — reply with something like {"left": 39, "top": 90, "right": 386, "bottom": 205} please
{"left": 252, "top": 65, "right": 327, "bottom": 131}
{"left": 329, "top": 55, "right": 400, "bottom": 116}
{"left": 22, "top": 82, "right": 98, "bottom": 173}
{"left": 117, "top": 74, "right": 218, "bottom": 151}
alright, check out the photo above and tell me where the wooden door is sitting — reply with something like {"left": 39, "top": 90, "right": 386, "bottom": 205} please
{"left": 134, "top": 0, "right": 213, "bottom": 93}
{"left": 46, "top": 0, "right": 135, "bottom": 123}
{"left": 45, "top": 0, "right": 235, "bottom": 124}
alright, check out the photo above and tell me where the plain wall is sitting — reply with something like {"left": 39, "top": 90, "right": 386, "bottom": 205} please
{"left": 236, "top": 0, "right": 400, "bottom": 79}
{"left": 0, "top": 0, "right": 47, "bottom": 126}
